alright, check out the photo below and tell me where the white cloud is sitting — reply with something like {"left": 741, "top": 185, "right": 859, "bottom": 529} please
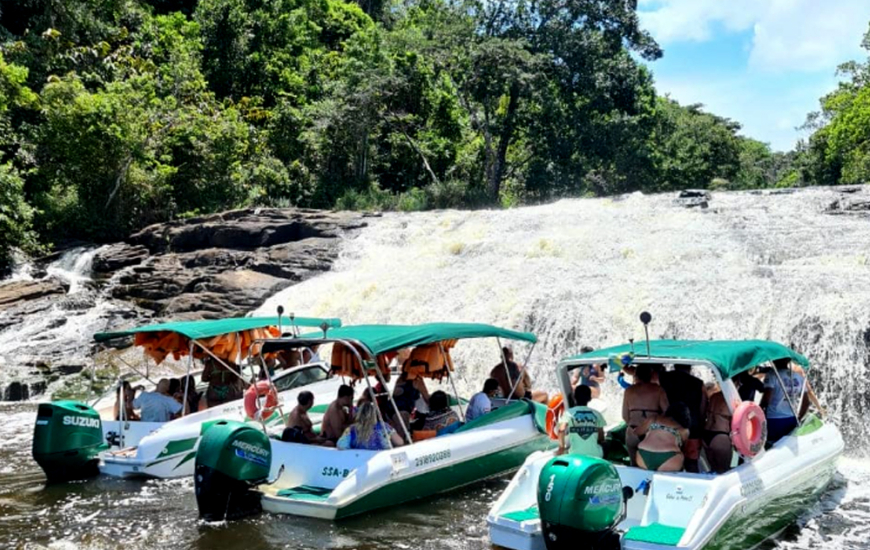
{"left": 639, "top": 0, "right": 762, "bottom": 43}
{"left": 654, "top": 72, "right": 838, "bottom": 151}
{"left": 640, "top": 0, "right": 870, "bottom": 72}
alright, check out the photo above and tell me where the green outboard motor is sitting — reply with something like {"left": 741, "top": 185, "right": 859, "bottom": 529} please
{"left": 537, "top": 455, "right": 626, "bottom": 550}
{"left": 194, "top": 420, "right": 272, "bottom": 521}
{"left": 32, "top": 401, "right": 106, "bottom": 482}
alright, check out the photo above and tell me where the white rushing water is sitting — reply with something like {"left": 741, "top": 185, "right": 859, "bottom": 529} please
{"left": 0, "top": 246, "right": 130, "bottom": 397}
{"left": 45, "top": 246, "right": 101, "bottom": 295}
{"left": 1, "top": 187, "right": 869, "bottom": 549}
{"left": 258, "top": 188, "right": 870, "bottom": 452}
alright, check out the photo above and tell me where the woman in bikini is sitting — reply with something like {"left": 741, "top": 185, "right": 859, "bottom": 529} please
{"left": 622, "top": 364, "right": 670, "bottom": 466}
{"left": 635, "top": 403, "right": 691, "bottom": 472}
{"left": 704, "top": 386, "right": 733, "bottom": 473}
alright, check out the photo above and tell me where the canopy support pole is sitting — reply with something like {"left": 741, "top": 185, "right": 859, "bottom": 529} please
{"left": 439, "top": 342, "right": 464, "bottom": 422}
{"left": 348, "top": 344, "right": 407, "bottom": 448}
{"left": 506, "top": 342, "right": 537, "bottom": 401}
{"left": 182, "top": 341, "right": 194, "bottom": 417}
{"left": 496, "top": 337, "right": 514, "bottom": 398}
{"left": 259, "top": 353, "right": 288, "bottom": 426}
{"left": 108, "top": 353, "right": 160, "bottom": 389}
{"left": 118, "top": 378, "right": 126, "bottom": 449}
{"left": 771, "top": 364, "right": 800, "bottom": 421}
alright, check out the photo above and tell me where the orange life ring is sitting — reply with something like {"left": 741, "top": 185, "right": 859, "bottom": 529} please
{"left": 244, "top": 381, "right": 279, "bottom": 420}
{"left": 545, "top": 394, "right": 565, "bottom": 440}
{"left": 731, "top": 401, "right": 767, "bottom": 457}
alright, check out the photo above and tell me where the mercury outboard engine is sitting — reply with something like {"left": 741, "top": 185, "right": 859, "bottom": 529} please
{"left": 194, "top": 419, "right": 272, "bottom": 521}
{"left": 537, "top": 455, "right": 628, "bottom": 550}
{"left": 32, "top": 401, "right": 106, "bottom": 482}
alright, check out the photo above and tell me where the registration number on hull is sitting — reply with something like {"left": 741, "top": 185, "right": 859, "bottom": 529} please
{"left": 414, "top": 450, "right": 451, "bottom": 468}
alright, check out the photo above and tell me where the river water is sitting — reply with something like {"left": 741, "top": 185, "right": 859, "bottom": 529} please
{"left": 2, "top": 187, "right": 870, "bottom": 549}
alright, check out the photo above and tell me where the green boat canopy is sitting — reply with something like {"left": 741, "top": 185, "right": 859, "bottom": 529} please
{"left": 269, "top": 322, "right": 537, "bottom": 357}
{"left": 569, "top": 339, "right": 809, "bottom": 380}
{"left": 94, "top": 316, "right": 342, "bottom": 343}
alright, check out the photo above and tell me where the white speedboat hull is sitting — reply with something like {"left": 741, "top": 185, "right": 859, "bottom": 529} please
{"left": 260, "top": 401, "right": 555, "bottom": 519}
{"left": 98, "top": 375, "right": 342, "bottom": 479}
{"left": 488, "top": 416, "right": 843, "bottom": 550}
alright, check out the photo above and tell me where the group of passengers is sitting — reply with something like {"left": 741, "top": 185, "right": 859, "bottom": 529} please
{"left": 280, "top": 345, "right": 543, "bottom": 451}
{"left": 558, "top": 355, "right": 814, "bottom": 475}
{"left": 113, "top": 376, "right": 195, "bottom": 422}
{"left": 114, "top": 355, "right": 251, "bottom": 422}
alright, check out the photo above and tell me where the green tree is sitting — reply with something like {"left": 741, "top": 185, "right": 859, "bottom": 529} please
{"left": 650, "top": 98, "right": 742, "bottom": 191}
{"left": 0, "top": 52, "right": 37, "bottom": 272}
{"left": 803, "top": 23, "right": 870, "bottom": 186}
{"left": 195, "top": 0, "right": 371, "bottom": 105}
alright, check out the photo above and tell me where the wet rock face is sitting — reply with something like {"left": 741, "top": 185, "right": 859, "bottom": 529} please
{"left": 0, "top": 278, "right": 68, "bottom": 311}
{"left": 826, "top": 198, "right": 870, "bottom": 215}
{"left": 675, "top": 190, "right": 711, "bottom": 209}
{"left": 94, "top": 208, "right": 368, "bottom": 318}
{"left": 0, "top": 208, "right": 368, "bottom": 398}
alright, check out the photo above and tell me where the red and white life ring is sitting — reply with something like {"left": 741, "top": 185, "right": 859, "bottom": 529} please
{"left": 731, "top": 401, "right": 767, "bottom": 457}
{"left": 244, "top": 381, "right": 279, "bottom": 420}
{"left": 545, "top": 394, "right": 565, "bottom": 440}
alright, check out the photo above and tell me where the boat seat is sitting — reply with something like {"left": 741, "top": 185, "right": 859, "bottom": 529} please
{"left": 623, "top": 523, "right": 685, "bottom": 546}
{"left": 500, "top": 505, "right": 539, "bottom": 523}
{"left": 275, "top": 485, "right": 333, "bottom": 502}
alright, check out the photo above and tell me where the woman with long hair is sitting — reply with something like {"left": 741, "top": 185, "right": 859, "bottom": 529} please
{"left": 337, "top": 402, "right": 404, "bottom": 450}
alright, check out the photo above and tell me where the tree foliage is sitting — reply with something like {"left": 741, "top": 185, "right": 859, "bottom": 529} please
{"left": 801, "top": 24, "right": 870, "bottom": 187}
{"left": 0, "top": 0, "right": 832, "bottom": 271}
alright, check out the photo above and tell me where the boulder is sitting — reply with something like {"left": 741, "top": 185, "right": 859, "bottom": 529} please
{"left": 129, "top": 208, "right": 367, "bottom": 253}
{"left": 104, "top": 209, "right": 368, "bottom": 317}
{"left": 0, "top": 277, "right": 68, "bottom": 310}
{"left": 825, "top": 199, "right": 870, "bottom": 215}
{"left": 93, "top": 243, "right": 150, "bottom": 274}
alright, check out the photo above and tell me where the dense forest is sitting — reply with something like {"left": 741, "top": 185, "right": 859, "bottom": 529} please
{"left": 0, "top": 1, "right": 869, "bottom": 271}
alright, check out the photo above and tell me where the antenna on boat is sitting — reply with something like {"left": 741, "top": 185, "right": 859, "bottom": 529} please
{"left": 277, "top": 305, "right": 284, "bottom": 335}
{"left": 629, "top": 338, "right": 635, "bottom": 353}
{"left": 640, "top": 311, "right": 652, "bottom": 357}
{"left": 289, "top": 312, "right": 297, "bottom": 336}
{"left": 320, "top": 322, "right": 330, "bottom": 338}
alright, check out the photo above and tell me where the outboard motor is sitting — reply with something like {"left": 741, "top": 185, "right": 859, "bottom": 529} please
{"left": 32, "top": 401, "right": 106, "bottom": 482}
{"left": 537, "top": 455, "right": 627, "bottom": 550}
{"left": 194, "top": 420, "right": 271, "bottom": 521}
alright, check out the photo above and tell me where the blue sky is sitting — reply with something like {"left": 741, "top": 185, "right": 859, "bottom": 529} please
{"left": 638, "top": 0, "right": 870, "bottom": 151}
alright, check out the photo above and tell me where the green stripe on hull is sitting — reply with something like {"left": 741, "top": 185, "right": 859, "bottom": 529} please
{"left": 335, "top": 435, "right": 555, "bottom": 519}
{"left": 705, "top": 458, "right": 838, "bottom": 550}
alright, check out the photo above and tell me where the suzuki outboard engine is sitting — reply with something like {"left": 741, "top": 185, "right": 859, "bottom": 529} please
{"left": 195, "top": 420, "right": 272, "bottom": 521}
{"left": 32, "top": 401, "right": 106, "bottom": 482}
{"left": 537, "top": 455, "right": 627, "bottom": 550}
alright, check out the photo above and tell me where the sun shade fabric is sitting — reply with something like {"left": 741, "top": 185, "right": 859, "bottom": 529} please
{"left": 94, "top": 316, "right": 341, "bottom": 365}
{"left": 286, "top": 323, "right": 536, "bottom": 357}
{"left": 94, "top": 316, "right": 342, "bottom": 342}
{"left": 569, "top": 340, "right": 809, "bottom": 379}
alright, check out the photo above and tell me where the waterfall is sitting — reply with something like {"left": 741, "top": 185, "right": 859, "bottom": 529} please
{"left": 258, "top": 187, "right": 870, "bottom": 456}
{"left": 45, "top": 246, "right": 100, "bottom": 294}
{"left": 0, "top": 246, "right": 126, "bottom": 400}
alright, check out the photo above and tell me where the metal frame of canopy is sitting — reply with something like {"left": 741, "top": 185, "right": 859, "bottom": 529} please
{"left": 256, "top": 327, "right": 538, "bottom": 449}
{"left": 560, "top": 346, "right": 819, "bottom": 460}
{"left": 93, "top": 315, "right": 341, "bottom": 445}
